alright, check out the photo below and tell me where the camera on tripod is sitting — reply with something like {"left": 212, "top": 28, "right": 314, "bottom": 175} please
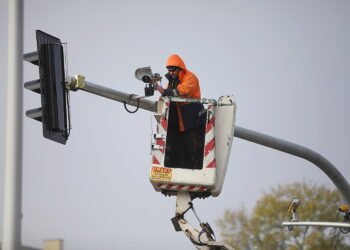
{"left": 135, "top": 67, "right": 162, "bottom": 97}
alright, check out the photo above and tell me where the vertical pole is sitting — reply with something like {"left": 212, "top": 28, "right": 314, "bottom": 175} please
{"left": 3, "top": 0, "right": 23, "bottom": 249}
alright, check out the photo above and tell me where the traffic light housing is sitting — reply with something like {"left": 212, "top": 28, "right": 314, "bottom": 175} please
{"left": 24, "top": 30, "right": 70, "bottom": 144}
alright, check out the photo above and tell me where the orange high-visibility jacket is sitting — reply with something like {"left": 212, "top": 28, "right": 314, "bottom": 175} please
{"left": 163, "top": 55, "right": 204, "bottom": 131}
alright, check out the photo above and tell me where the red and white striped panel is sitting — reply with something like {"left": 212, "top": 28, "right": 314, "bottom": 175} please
{"left": 157, "top": 183, "right": 207, "bottom": 192}
{"left": 204, "top": 105, "right": 216, "bottom": 168}
{"left": 152, "top": 101, "right": 170, "bottom": 165}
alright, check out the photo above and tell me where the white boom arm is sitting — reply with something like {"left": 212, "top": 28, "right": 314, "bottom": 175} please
{"left": 172, "top": 191, "right": 234, "bottom": 250}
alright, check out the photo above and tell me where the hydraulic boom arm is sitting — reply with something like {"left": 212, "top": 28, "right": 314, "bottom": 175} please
{"left": 172, "top": 191, "right": 234, "bottom": 250}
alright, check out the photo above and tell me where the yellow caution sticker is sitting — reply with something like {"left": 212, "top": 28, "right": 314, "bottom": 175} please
{"left": 151, "top": 167, "right": 172, "bottom": 182}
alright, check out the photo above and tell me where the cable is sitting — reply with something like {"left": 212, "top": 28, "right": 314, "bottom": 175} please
{"left": 124, "top": 97, "right": 140, "bottom": 113}
{"left": 62, "top": 42, "right": 69, "bottom": 79}
{"left": 185, "top": 230, "right": 207, "bottom": 247}
{"left": 61, "top": 41, "right": 71, "bottom": 139}
{"left": 65, "top": 89, "right": 71, "bottom": 138}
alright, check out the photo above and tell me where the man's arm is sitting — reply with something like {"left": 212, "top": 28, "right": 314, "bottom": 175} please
{"left": 154, "top": 85, "right": 179, "bottom": 97}
{"left": 176, "top": 73, "right": 198, "bottom": 97}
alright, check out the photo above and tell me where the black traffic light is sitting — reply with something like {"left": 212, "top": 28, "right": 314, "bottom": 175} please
{"left": 24, "top": 30, "right": 70, "bottom": 144}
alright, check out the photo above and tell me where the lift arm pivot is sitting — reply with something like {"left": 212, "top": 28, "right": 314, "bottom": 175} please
{"left": 172, "top": 191, "right": 234, "bottom": 250}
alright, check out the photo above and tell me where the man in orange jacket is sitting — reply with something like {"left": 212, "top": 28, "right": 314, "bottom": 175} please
{"left": 155, "top": 54, "right": 206, "bottom": 169}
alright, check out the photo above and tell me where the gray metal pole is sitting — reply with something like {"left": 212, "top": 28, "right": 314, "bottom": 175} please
{"left": 3, "top": 0, "right": 23, "bottom": 249}
{"left": 68, "top": 76, "right": 350, "bottom": 205}
{"left": 82, "top": 80, "right": 158, "bottom": 112}
{"left": 234, "top": 126, "right": 350, "bottom": 205}
{"left": 282, "top": 221, "right": 350, "bottom": 228}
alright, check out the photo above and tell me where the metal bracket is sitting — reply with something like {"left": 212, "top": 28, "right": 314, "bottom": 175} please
{"left": 23, "top": 51, "right": 38, "bottom": 65}
{"left": 66, "top": 75, "right": 85, "bottom": 91}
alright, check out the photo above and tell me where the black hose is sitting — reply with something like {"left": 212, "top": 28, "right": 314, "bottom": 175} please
{"left": 124, "top": 98, "right": 140, "bottom": 113}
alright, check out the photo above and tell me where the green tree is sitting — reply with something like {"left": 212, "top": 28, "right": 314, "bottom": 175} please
{"left": 216, "top": 182, "right": 350, "bottom": 250}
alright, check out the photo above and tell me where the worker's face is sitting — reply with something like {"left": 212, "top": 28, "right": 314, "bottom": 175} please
{"left": 168, "top": 68, "right": 180, "bottom": 79}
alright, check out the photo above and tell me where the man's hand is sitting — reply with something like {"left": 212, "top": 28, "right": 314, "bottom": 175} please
{"left": 154, "top": 85, "right": 165, "bottom": 94}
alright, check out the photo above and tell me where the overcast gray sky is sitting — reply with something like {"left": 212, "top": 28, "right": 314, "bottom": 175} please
{"left": 1, "top": 0, "right": 350, "bottom": 249}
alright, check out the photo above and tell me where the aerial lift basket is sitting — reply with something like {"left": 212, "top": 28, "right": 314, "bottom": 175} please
{"left": 150, "top": 95, "right": 236, "bottom": 198}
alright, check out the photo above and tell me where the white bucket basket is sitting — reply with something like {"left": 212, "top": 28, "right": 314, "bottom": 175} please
{"left": 150, "top": 96, "right": 236, "bottom": 197}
